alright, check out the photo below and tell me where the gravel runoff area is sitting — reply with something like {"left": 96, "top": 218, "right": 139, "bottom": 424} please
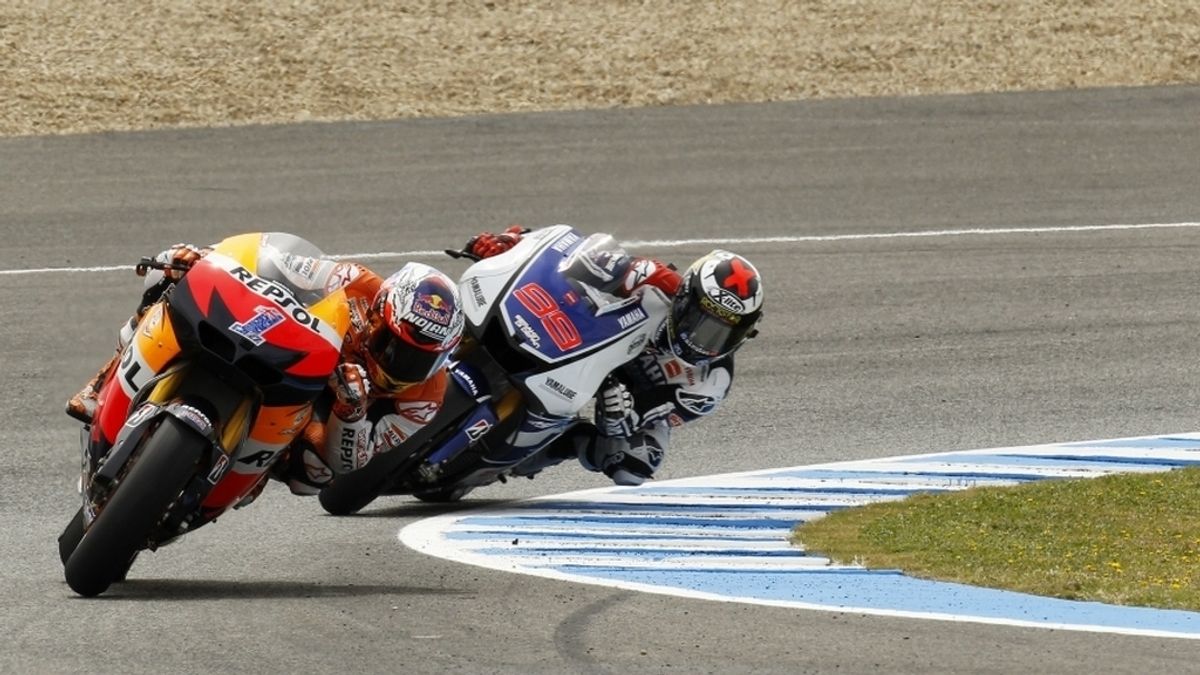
{"left": 2, "top": 1, "right": 1199, "bottom": 138}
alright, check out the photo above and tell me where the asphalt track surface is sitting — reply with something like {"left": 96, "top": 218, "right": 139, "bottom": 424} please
{"left": 3, "top": 85, "right": 1200, "bottom": 674}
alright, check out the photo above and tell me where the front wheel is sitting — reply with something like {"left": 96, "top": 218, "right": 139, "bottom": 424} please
{"left": 57, "top": 508, "right": 84, "bottom": 565}
{"left": 63, "top": 416, "right": 205, "bottom": 597}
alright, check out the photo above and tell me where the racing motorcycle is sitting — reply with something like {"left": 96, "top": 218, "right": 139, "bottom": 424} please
{"left": 318, "top": 225, "right": 671, "bottom": 515}
{"left": 58, "top": 232, "right": 349, "bottom": 597}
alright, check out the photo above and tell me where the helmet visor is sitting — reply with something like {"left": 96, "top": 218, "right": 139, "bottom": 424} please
{"left": 365, "top": 325, "right": 451, "bottom": 391}
{"left": 672, "top": 295, "right": 755, "bottom": 362}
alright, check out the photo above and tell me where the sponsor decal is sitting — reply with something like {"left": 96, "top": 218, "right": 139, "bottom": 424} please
{"left": 303, "top": 451, "right": 333, "bottom": 484}
{"left": 676, "top": 390, "right": 717, "bottom": 415}
{"left": 551, "top": 232, "right": 581, "bottom": 253}
{"left": 397, "top": 401, "right": 439, "bottom": 425}
{"left": 625, "top": 332, "right": 647, "bottom": 355}
{"left": 325, "top": 262, "right": 361, "bottom": 293}
{"left": 399, "top": 280, "right": 459, "bottom": 343}
{"left": 230, "top": 266, "right": 322, "bottom": 331}
{"left": 617, "top": 306, "right": 648, "bottom": 330}
{"left": 282, "top": 252, "right": 318, "bottom": 282}
{"left": 174, "top": 404, "right": 213, "bottom": 433}
{"left": 468, "top": 277, "right": 487, "bottom": 307}
{"left": 347, "top": 297, "right": 370, "bottom": 332}
{"left": 238, "top": 450, "right": 276, "bottom": 468}
{"left": 125, "top": 403, "right": 157, "bottom": 428}
{"left": 662, "top": 357, "right": 698, "bottom": 385}
{"left": 412, "top": 292, "right": 453, "bottom": 325}
{"left": 466, "top": 418, "right": 492, "bottom": 441}
{"left": 207, "top": 453, "right": 229, "bottom": 483}
{"left": 230, "top": 306, "right": 287, "bottom": 346}
{"left": 513, "top": 313, "right": 542, "bottom": 348}
{"left": 699, "top": 294, "right": 744, "bottom": 322}
{"left": 625, "top": 259, "right": 654, "bottom": 292}
{"left": 339, "top": 426, "right": 369, "bottom": 472}
{"left": 637, "top": 353, "right": 668, "bottom": 385}
{"left": 667, "top": 413, "right": 686, "bottom": 427}
{"left": 405, "top": 312, "right": 455, "bottom": 339}
{"left": 380, "top": 419, "right": 408, "bottom": 449}
{"left": 544, "top": 377, "right": 578, "bottom": 400}
{"left": 453, "top": 366, "right": 481, "bottom": 397}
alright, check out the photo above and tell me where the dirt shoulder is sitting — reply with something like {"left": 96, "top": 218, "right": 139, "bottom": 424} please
{"left": 2, "top": 1, "right": 1198, "bottom": 137}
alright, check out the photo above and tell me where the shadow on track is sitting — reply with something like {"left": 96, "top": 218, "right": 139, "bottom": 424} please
{"left": 68, "top": 578, "right": 471, "bottom": 601}
{"left": 330, "top": 498, "right": 517, "bottom": 519}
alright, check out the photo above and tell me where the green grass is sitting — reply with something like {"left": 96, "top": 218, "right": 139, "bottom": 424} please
{"left": 792, "top": 467, "right": 1200, "bottom": 611}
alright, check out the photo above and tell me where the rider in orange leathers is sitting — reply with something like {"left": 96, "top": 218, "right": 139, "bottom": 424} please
{"left": 66, "top": 238, "right": 465, "bottom": 496}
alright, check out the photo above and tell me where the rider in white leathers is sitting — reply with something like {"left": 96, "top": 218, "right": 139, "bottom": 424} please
{"left": 461, "top": 225, "right": 765, "bottom": 486}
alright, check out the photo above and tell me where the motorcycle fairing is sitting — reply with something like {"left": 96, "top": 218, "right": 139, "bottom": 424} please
{"left": 458, "top": 225, "right": 670, "bottom": 417}
{"left": 82, "top": 232, "right": 347, "bottom": 530}
{"left": 176, "top": 253, "right": 345, "bottom": 380}
{"left": 423, "top": 404, "right": 500, "bottom": 466}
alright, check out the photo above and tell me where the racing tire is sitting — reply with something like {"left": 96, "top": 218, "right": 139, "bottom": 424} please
{"left": 317, "top": 461, "right": 393, "bottom": 516}
{"left": 317, "top": 442, "right": 424, "bottom": 516}
{"left": 64, "top": 416, "right": 204, "bottom": 597}
{"left": 319, "top": 368, "right": 484, "bottom": 516}
{"left": 57, "top": 508, "right": 84, "bottom": 565}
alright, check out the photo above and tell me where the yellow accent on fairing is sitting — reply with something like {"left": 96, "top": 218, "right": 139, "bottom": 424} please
{"left": 249, "top": 403, "right": 313, "bottom": 445}
{"left": 495, "top": 389, "right": 523, "bottom": 421}
{"left": 133, "top": 302, "right": 182, "bottom": 374}
{"left": 146, "top": 368, "right": 186, "bottom": 403}
{"left": 306, "top": 288, "right": 351, "bottom": 341}
{"left": 211, "top": 233, "right": 265, "bottom": 272}
{"left": 220, "top": 398, "right": 255, "bottom": 453}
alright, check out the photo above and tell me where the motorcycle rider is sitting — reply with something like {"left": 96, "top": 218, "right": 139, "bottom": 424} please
{"left": 459, "top": 225, "right": 764, "bottom": 486}
{"left": 65, "top": 238, "right": 466, "bottom": 496}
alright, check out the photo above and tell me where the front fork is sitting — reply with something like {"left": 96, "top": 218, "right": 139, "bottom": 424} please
{"left": 79, "top": 364, "right": 254, "bottom": 528}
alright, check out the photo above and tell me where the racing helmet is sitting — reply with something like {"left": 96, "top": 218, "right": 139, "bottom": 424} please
{"left": 664, "top": 250, "right": 764, "bottom": 364}
{"left": 364, "top": 263, "right": 465, "bottom": 392}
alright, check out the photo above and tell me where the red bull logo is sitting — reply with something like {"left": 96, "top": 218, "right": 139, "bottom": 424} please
{"left": 412, "top": 290, "right": 454, "bottom": 325}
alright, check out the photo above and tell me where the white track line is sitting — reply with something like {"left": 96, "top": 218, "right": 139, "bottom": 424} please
{"left": 3, "top": 221, "right": 1198, "bottom": 277}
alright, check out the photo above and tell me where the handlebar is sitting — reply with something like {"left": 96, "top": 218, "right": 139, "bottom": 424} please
{"left": 444, "top": 248, "right": 482, "bottom": 262}
{"left": 134, "top": 256, "right": 192, "bottom": 276}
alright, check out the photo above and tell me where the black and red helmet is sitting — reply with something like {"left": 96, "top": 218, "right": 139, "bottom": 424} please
{"left": 665, "top": 250, "right": 764, "bottom": 364}
{"left": 364, "top": 263, "right": 465, "bottom": 392}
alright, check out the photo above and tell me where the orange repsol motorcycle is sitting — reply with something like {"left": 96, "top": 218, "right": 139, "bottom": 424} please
{"left": 59, "top": 233, "right": 349, "bottom": 597}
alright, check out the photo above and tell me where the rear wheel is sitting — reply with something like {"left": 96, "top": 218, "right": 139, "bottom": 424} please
{"left": 64, "top": 416, "right": 205, "bottom": 597}
{"left": 317, "top": 449, "right": 410, "bottom": 516}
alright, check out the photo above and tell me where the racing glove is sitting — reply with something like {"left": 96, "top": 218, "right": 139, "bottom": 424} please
{"left": 596, "top": 379, "right": 640, "bottom": 438}
{"left": 137, "top": 243, "right": 210, "bottom": 281}
{"left": 464, "top": 225, "right": 526, "bottom": 259}
{"left": 330, "top": 362, "right": 372, "bottom": 422}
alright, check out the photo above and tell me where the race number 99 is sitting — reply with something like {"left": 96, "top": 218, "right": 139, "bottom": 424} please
{"left": 513, "top": 283, "right": 582, "bottom": 351}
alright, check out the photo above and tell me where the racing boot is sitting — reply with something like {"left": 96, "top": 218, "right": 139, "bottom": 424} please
{"left": 65, "top": 353, "right": 119, "bottom": 424}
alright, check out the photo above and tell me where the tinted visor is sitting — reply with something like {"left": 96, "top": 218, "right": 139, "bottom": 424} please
{"left": 365, "top": 326, "right": 451, "bottom": 391}
{"left": 672, "top": 295, "right": 755, "bottom": 362}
